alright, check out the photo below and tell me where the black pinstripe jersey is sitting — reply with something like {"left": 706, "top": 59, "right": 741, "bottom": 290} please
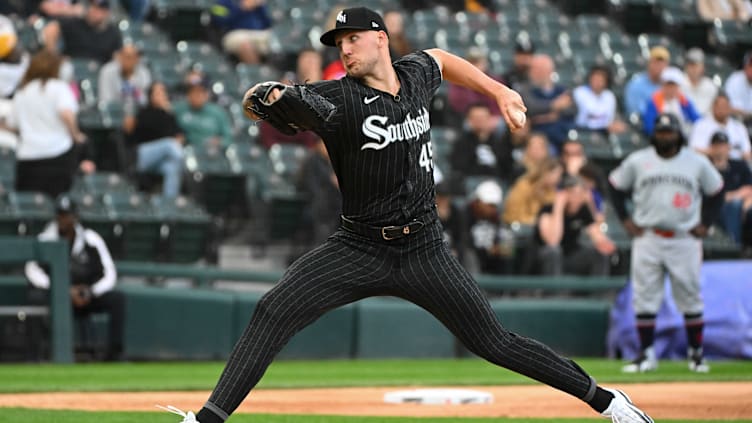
{"left": 306, "top": 51, "right": 443, "bottom": 226}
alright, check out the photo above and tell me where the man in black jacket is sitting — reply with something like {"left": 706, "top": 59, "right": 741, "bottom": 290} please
{"left": 25, "top": 195, "right": 125, "bottom": 361}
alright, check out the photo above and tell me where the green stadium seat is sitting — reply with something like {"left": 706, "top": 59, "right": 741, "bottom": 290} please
{"left": 267, "top": 190, "right": 307, "bottom": 241}
{"left": 0, "top": 146, "right": 15, "bottom": 190}
{"left": 103, "top": 192, "right": 163, "bottom": 261}
{"left": 267, "top": 144, "right": 307, "bottom": 183}
{"left": 71, "top": 192, "right": 123, "bottom": 259}
{"left": 153, "top": 196, "right": 212, "bottom": 263}
{"left": 710, "top": 20, "right": 752, "bottom": 62}
{"left": 71, "top": 172, "right": 136, "bottom": 196}
{"left": 10, "top": 191, "right": 54, "bottom": 236}
{"left": 0, "top": 191, "right": 18, "bottom": 236}
{"left": 184, "top": 145, "right": 246, "bottom": 216}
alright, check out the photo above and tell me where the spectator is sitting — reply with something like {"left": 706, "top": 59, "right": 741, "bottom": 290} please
{"left": 624, "top": 46, "right": 670, "bottom": 117}
{"left": 502, "top": 38, "right": 535, "bottom": 91}
{"left": 97, "top": 43, "right": 151, "bottom": 110}
{"left": 503, "top": 157, "right": 563, "bottom": 225}
{"left": 291, "top": 47, "right": 323, "bottom": 83}
{"left": 573, "top": 64, "right": 627, "bottom": 134}
{"left": 697, "top": 0, "right": 752, "bottom": 22}
{"left": 518, "top": 54, "right": 576, "bottom": 151}
{"left": 9, "top": 50, "right": 93, "bottom": 199}
{"left": 680, "top": 48, "right": 718, "bottom": 117}
{"left": 210, "top": 0, "right": 272, "bottom": 65}
{"left": 436, "top": 181, "right": 468, "bottom": 265}
{"left": 321, "top": 5, "right": 348, "bottom": 81}
{"left": 0, "top": 15, "right": 29, "bottom": 98}
{"left": 294, "top": 138, "right": 341, "bottom": 251}
{"left": 118, "top": 0, "right": 150, "bottom": 21}
{"left": 466, "top": 180, "right": 513, "bottom": 274}
{"left": 173, "top": 72, "right": 233, "bottom": 149}
{"left": 560, "top": 138, "right": 608, "bottom": 216}
{"left": 37, "top": 0, "right": 84, "bottom": 18}
{"left": 643, "top": 66, "right": 700, "bottom": 136}
{"left": 723, "top": 51, "right": 752, "bottom": 122}
{"left": 383, "top": 9, "right": 413, "bottom": 59}
{"left": 690, "top": 93, "right": 751, "bottom": 161}
{"left": 706, "top": 131, "right": 752, "bottom": 247}
{"left": 510, "top": 131, "right": 550, "bottom": 182}
{"left": 123, "top": 82, "right": 184, "bottom": 198}
{"left": 450, "top": 103, "right": 513, "bottom": 181}
{"left": 535, "top": 175, "right": 615, "bottom": 276}
{"left": 25, "top": 195, "right": 125, "bottom": 361}
{"left": 42, "top": 0, "right": 123, "bottom": 64}
{"left": 448, "top": 47, "right": 503, "bottom": 117}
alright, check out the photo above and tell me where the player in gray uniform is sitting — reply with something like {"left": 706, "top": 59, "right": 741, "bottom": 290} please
{"left": 609, "top": 113, "right": 724, "bottom": 373}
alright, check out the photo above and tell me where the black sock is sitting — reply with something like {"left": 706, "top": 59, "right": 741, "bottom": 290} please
{"left": 588, "top": 387, "right": 615, "bottom": 413}
{"left": 685, "top": 313, "right": 704, "bottom": 350}
{"left": 636, "top": 313, "right": 657, "bottom": 352}
{"left": 196, "top": 408, "right": 224, "bottom": 423}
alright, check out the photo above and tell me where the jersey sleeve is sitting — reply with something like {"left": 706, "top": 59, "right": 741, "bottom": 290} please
{"left": 698, "top": 155, "right": 724, "bottom": 195}
{"left": 306, "top": 79, "right": 344, "bottom": 135}
{"left": 394, "top": 51, "right": 443, "bottom": 97}
{"left": 608, "top": 154, "right": 637, "bottom": 191}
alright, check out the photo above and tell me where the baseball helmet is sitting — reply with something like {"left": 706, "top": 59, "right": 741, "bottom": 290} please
{"left": 651, "top": 113, "right": 685, "bottom": 145}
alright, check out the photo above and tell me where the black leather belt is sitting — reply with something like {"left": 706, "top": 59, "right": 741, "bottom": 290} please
{"left": 340, "top": 211, "right": 435, "bottom": 241}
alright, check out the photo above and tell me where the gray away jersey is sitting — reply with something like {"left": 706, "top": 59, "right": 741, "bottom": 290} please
{"left": 609, "top": 147, "right": 723, "bottom": 231}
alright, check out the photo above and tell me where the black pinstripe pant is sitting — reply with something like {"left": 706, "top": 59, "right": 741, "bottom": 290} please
{"left": 203, "top": 220, "right": 596, "bottom": 420}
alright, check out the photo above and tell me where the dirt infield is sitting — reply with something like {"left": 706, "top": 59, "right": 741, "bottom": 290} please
{"left": 1, "top": 382, "right": 751, "bottom": 419}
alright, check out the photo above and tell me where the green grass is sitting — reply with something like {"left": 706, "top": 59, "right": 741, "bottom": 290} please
{"left": 2, "top": 409, "right": 751, "bottom": 423}
{"left": 0, "top": 358, "right": 751, "bottom": 393}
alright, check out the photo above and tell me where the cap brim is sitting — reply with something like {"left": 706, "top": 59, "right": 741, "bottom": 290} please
{"left": 320, "top": 26, "right": 377, "bottom": 46}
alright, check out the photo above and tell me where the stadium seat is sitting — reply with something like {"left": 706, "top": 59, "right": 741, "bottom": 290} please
{"left": 709, "top": 20, "right": 752, "bottom": 63}
{"left": 267, "top": 144, "right": 308, "bottom": 183}
{"left": 103, "top": 192, "right": 163, "bottom": 261}
{"left": 184, "top": 145, "right": 246, "bottom": 216}
{"left": 9, "top": 191, "right": 54, "bottom": 236}
{"left": 71, "top": 172, "right": 136, "bottom": 196}
{"left": 152, "top": 0, "right": 213, "bottom": 41}
{"left": 0, "top": 191, "right": 18, "bottom": 236}
{"left": 153, "top": 196, "right": 212, "bottom": 263}
{"left": 71, "top": 192, "right": 124, "bottom": 259}
{"left": 0, "top": 147, "right": 15, "bottom": 191}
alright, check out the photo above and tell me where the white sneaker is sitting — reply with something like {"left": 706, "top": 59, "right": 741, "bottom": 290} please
{"left": 622, "top": 346, "right": 658, "bottom": 373}
{"left": 157, "top": 405, "right": 200, "bottom": 422}
{"left": 688, "top": 347, "right": 710, "bottom": 373}
{"left": 601, "top": 388, "right": 654, "bottom": 423}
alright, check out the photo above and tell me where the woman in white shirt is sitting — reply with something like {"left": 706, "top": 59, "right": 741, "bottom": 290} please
{"left": 573, "top": 65, "right": 627, "bottom": 135}
{"left": 11, "top": 50, "right": 90, "bottom": 198}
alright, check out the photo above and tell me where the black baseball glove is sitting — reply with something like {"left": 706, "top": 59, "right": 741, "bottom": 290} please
{"left": 243, "top": 81, "right": 337, "bottom": 135}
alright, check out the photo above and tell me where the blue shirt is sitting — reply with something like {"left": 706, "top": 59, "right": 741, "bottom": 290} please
{"left": 211, "top": 0, "right": 272, "bottom": 31}
{"left": 624, "top": 72, "right": 660, "bottom": 117}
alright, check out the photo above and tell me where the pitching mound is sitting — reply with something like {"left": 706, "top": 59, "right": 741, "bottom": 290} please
{"left": 0, "top": 382, "right": 750, "bottom": 419}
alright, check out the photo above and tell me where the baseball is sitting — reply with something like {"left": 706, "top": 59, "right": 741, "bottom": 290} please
{"left": 511, "top": 110, "right": 526, "bottom": 127}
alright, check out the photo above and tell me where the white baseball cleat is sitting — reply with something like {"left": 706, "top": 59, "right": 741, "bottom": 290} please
{"left": 688, "top": 347, "right": 710, "bottom": 373}
{"left": 601, "top": 388, "right": 654, "bottom": 423}
{"left": 622, "top": 346, "right": 658, "bottom": 373}
{"left": 156, "top": 405, "right": 200, "bottom": 422}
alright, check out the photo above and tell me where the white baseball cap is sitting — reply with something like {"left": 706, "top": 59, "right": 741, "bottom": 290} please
{"left": 473, "top": 180, "right": 503, "bottom": 206}
{"left": 660, "top": 66, "right": 685, "bottom": 85}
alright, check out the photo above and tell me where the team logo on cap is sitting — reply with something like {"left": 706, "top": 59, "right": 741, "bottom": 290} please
{"left": 336, "top": 11, "right": 346, "bottom": 23}
{"left": 371, "top": 21, "right": 379, "bottom": 28}
{"left": 660, "top": 115, "right": 671, "bottom": 126}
